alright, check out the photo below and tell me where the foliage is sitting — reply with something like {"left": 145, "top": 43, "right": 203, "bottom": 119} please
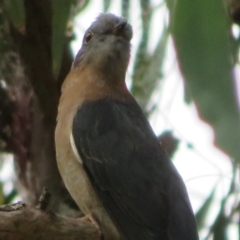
{"left": 171, "top": 0, "right": 240, "bottom": 162}
{"left": 0, "top": 0, "right": 239, "bottom": 239}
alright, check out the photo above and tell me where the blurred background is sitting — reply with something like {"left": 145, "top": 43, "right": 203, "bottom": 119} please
{"left": 0, "top": 0, "right": 240, "bottom": 239}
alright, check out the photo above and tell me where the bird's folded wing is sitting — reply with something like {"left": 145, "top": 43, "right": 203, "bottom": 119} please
{"left": 72, "top": 98, "right": 196, "bottom": 240}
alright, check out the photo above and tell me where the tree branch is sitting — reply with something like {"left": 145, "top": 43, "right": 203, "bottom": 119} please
{"left": 0, "top": 188, "right": 101, "bottom": 240}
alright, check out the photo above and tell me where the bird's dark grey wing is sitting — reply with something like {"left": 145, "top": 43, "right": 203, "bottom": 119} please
{"left": 72, "top": 98, "right": 198, "bottom": 240}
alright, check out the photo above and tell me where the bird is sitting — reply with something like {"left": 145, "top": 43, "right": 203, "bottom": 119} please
{"left": 55, "top": 13, "right": 199, "bottom": 240}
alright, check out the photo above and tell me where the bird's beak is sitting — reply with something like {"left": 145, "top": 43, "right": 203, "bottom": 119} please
{"left": 114, "top": 19, "right": 128, "bottom": 35}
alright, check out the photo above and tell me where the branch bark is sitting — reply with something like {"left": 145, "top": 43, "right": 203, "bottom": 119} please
{"left": 0, "top": 188, "right": 101, "bottom": 240}
{"left": 0, "top": 0, "right": 78, "bottom": 213}
{"left": 0, "top": 203, "right": 100, "bottom": 240}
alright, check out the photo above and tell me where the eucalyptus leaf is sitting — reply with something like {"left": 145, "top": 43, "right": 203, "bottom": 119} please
{"left": 52, "top": 0, "right": 72, "bottom": 78}
{"left": 171, "top": 0, "right": 240, "bottom": 161}
{"left": 4, "top": 0, "right": 25, "bottom": 30}
{"left": 195, "top": 188, "right": 215, "bottom": 230}
{"left": 212, "top": 204, "right": 228, "bottom": 240}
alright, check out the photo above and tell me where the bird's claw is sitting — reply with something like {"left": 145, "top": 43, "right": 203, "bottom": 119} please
{"left": 81, "top": 213, "right": 102, "bottom": 238}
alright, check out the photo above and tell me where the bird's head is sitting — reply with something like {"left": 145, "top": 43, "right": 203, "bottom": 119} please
{"left": 73, "top": 13, "right": 133, "bottom": 83}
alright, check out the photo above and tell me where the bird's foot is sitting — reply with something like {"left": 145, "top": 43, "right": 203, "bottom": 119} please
{"left": 81, "top": 213, "right": 102, "bottom": 238}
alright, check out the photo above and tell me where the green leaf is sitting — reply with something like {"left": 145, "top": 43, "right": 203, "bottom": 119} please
{"left": 195, "top": 188, "right": 215, "bottom": 230}
{"left": 212, "top": 202, "right": 228, "bottom": 240}
{"left": 171, "top": 0, "right": 240, "bottom": 161}
{"left": 52, "top": 0, "right": 72, "bottom": 78}
{"left": 4, "top": 188, "right": 18, "bottom": 204}
{"left": 4, "top": 0, "right": 25, "bottom": 30}
{"left": 103, "top": 0, "right": 111, "bottom": 12}
{"left": 0, "top": 181, "right": 4, "bottom": 205}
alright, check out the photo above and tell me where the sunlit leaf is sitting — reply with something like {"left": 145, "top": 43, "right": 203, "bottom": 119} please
{"left": 195, "top": 188, "right": 215, "bottom": 230}
{"left": 171, "top": 0, "right": 240, "bottom": 161}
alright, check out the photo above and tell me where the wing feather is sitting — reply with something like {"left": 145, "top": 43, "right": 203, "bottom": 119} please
{"left": 72, "top": 98, "right": 198, "bottom": 240}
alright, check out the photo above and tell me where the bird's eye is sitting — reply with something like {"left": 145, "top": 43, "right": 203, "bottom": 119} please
{"left": 84, "top": 31, "right": 93, "bottom": 44}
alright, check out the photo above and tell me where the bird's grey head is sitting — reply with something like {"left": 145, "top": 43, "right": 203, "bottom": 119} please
{"left": 73, "top": 13, "right": 133, "bottom": 81}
